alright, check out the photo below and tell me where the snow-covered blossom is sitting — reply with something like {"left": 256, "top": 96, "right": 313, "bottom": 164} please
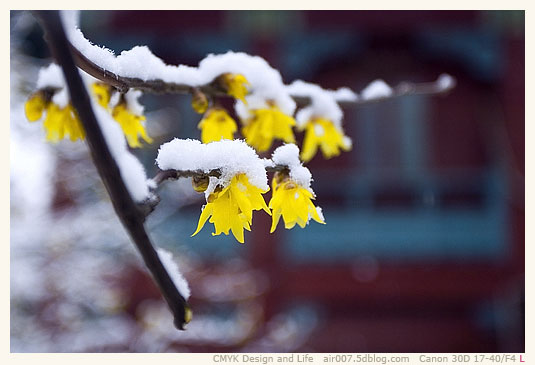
{"left": 269, "top": 173, "right": 324, "bottom": 232}
{"left": 92, "top": 82, "right": 152, "bottom": 148}
{"left": 156, "top": 138, "right": 269, "bottom": 193}
{"left": 157, "top": 139, "right": 272, "bottom": 243}
{"left": 288, "top": 80, "right": 352, "bottom": 162}
{"left": 197, "top": 108, "right": 237, "bottom": 144}
{"left": 269, "top": 144, "right": 325, "bottom": 231}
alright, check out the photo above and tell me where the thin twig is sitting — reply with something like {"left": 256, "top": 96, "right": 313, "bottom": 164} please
{"left": 35, "top": 10, "right": 189, "bottom": 330}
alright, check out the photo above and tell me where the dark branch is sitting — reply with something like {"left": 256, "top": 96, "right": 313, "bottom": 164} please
{"left": 141, "top": 165, "right": 290, "bottom": 216}
{"left": 35, "top": 10, "right": 189, "bottom": 330}
{"left": 152, "top": 165, "right": 289, "bottom": 190}
{"left": 70, "top": 43, "right": 227, "bottom": 97}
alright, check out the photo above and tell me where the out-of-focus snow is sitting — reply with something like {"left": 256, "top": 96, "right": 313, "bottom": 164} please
{"left": 437, "top": 73, "right": 455, "bottom": 91}
{"left": 287, "top": 80, "right": 344, "bottom": 129}
{"left": 271, "top": 144, "right": 313, "bottom": 191}
{"left": 360, "top": 79, "right": 393, "bottom": 100}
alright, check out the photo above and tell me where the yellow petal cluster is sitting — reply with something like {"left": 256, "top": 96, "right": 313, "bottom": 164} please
{"left": 242, "top": 106, "right": 296, "bottom": 152}
{"left": 91, "top": 83, "right": 153, "bottom": 148}
{"left": 197, "top": 108, "right": 237, "bottom": 144}
{"left": 300, "top": 118, "right": 351, "bottom": 162}
{"left": 24, "top": 92, "right": 46, "bottom": 121}
{"left": 269, "top": 175, "right": 325, "bottom": 232}
{"left": 112, "top": 104, "right": 153, "bottom": 148}
{"left": 24, "top": 92, "right": 85, "bottom": 143}
{"left": 192, "top": 174, "right": 270, "bottom": 244}
{"left": 92, "top": 82, "right": 111, "bottom": 109}
{"left": 220, "top": 73, "right": 250, "bottom": 104}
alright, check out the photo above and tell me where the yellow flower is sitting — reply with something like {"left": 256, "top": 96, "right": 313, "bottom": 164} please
{"left": 269, "top": 174, "right": 325, "bottom": 232}
{"left": 197, "top": 108, "right": 237, "bottom": 143}
{"left": 300, "top": 118, "right": 351, "bottom": 162}
{"left": 219, "top": 73, "right": 250, "bottom": 104}
{"left": 192, "top": 174, "right": 270, "bottom": 243}
{"left": 91, "top": 83, "right": 111, "bottom": 109}
{"left": 24, "top": 92, "right": 46, "bottom": 121}
{"left": 42, "top": 103, "right": 85, "bottom": 143}
{"left": 242, "top": 106, "right": 296, "bottom": 152}
{"left": 112, "top": 104, "right": 153, "bottom": 148}
{"left": 91, "top": 83, "right": 153, "bottom": 148}
{"left": 24, "top": 92, "right": 85, "bottom": 143}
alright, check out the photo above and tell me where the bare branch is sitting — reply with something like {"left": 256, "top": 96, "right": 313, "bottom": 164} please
{"left": 35, "top": 10, "right": 190, "bottom": 330}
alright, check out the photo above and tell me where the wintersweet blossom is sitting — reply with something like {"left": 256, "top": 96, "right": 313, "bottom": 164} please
{"left": 219, "top": 73, "right": 250, "bottom": 104}
{"left": 241, "top": 104, "right": 296, "bottom": 152}
{"left": 300, "top": 118, "right": 352, "bottom": 162}
{"left": 91, "top": 83, "right": 152, "bottom": 148}
{"left": 192, "top": 174, "right": 270, "bottom": 244}
{"left": 197, "top": 108, "right": 237, "bottom": 144}
{"left": 269, "top": 171, "right": 325, "bottom": 232}
{"left": 24, "top": 91, "right": 85, "bottom": 142}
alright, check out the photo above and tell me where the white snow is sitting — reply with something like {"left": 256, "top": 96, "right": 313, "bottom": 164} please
{"left": 156, "top": 248, "right": 191, "bottom": 300}
{"left": 270, "top": 144, "right": 313, "bottom": 191}
{"left": 360, "top": 79, "right": 393, "bottom": 100}
{"left": 36, "top": 63, "right": 65, "bottom": 90}
{"left": 327, "top": 87, "right": 358, "bottom": 102}
{"left": 287, "top": 80, "right": 344, "bottom": 129}
{"left": 124, "top": 89, "right": 145, "bottom": 115}
{"left": 315, "top": 206, "right": 325, "bottom": 222}
{"left": 59, "top": 11, "right": 296, "bottom": 118}
{"left": 156, "top": 138, "right": 269, "bottom": 194}
{"left": 437, "top": 73, "right": 455, "bottom": 91}
{"left": 51, "top": 88, "right": 69, "bottom": 108}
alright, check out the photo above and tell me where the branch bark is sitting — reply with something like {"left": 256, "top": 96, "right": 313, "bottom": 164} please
{"left": 35, "top": 10, "right": 189, "bottom": 330}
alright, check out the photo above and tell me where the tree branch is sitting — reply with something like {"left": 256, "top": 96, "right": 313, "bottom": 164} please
{"left": 70, "top": 43, "right": 227, "bottom": 96}
{"left": 141, "top": 165, "right": 289, "bottom": 214}
{"left": 35, "top": 10, "right": 189, "bottom": 330}
{"left": 151, "top": 165, "right": 289, "bottom": 190}
{"left": 66, "top": 32, "right": 455, "bottom": 105}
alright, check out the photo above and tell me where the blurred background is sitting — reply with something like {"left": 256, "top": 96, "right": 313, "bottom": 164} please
{"left": 10, "top": 10, "right": 524, "bottom": 352}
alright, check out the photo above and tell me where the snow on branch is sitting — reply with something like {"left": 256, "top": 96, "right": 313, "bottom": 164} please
{"left": 59, "top": 11, "right": 455, "bottom": 108}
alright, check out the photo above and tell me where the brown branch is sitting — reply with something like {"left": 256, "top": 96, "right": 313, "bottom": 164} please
{"left": 151, "top": 165, "right": 289, "bottom": 190}
{"left": 35, "top": 10, "right": 189, "bottom": 330}
{"left": 70, "top": 43, "right": 227, "bottom": 97}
